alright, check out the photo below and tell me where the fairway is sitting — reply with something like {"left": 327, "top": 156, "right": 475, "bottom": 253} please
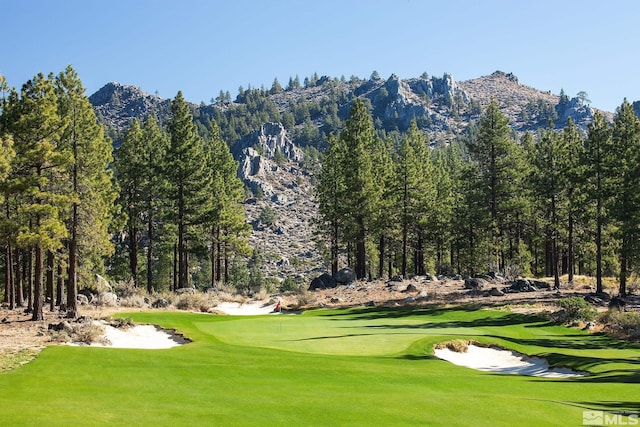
{"left": 0, "top": 306, "right": 638, "bottom": 426}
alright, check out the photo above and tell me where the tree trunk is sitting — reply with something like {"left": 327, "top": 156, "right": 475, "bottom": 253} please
{"left": 27, "top": 249, "right": 33, "bottom": 312}
{"left": 67, "top": 138, "right": 79, "bottom": 318}
{"left": 567, "top": 213, "right": 574, "bottom": 284}
{"left": 46, "top": 250, "right": 54, "bottom": 312}
{"left": 15, "top": 248, "right": 23, "bottom": 307}
{"left": 331, "top": 219, "right": 339, "bottom": 276}
{"left": 128, "top": 223, "right": 138, "bottom": 288}
{"left": 67, "top": 206, "right": 78, "bottom": 319}
{"left": 378, "top": 234, "right": 385, "bottom": 279}
{"left": 6, "top": 242, "right": 14, "bottom": 310}
{"left": 216, "top": 238, "right": 222, "bottom": 283}
{"left": 32, "top": 244, "right": 44, "bottom": 321}
{"left": 172, "top": 242, "right": 178, "bottom": 292}
{"left": 211, "top": 227, "right": 217, "bottom": 289}
{"left": 178, "top": 221, "right": 186, "bottom": 289}
{"left": 620, "top": 237, "right": 628, "bottom": 297}
{"left": 551, "top": 194, "right": 560, "bottom": 290}
{"left": 224, "top": 245, "right": 229, "bottom": 284}
{"left": 416, "top": 231, "right": 425, "bottom": 276}
{"left": 56, "top": 261, "right": 64, "bottom": 307}
{"left": 355, "top": 217, "right": 366, "bottom": 279}
{"left": 147, "top": 217, "right": 154, "bottom": 294}
{"left": 595, "top": 199, "right": 603, "bottom": 294}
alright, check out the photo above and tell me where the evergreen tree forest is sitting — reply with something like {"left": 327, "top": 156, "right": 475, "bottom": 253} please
{"left": 0, "top": 68, "right": 249, "bottom": 319}
{"left": 316, "top": 99, "right": 640, "bottom": 296}
{"left": 2, "top": 66, "right": 640, "bottom": 324}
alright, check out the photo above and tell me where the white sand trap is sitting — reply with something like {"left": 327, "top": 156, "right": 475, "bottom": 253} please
{"left": 71, "top": 322, "right": 188, "bottom": 349}
{"left": 434, "top": 344, "right": 585, "bottom": 378}
{"left": 215, "top": 300, "right": 281, "bottom": 316}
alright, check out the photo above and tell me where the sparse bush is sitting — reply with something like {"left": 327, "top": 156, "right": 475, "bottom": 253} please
{"left": 112, "top": 280, "right": 141, "bottom": 299}
{"left": 119, "top": 294, "right": 149, "bottom": 308}
{"left": 599, "top": 310, "right": 640, "bottom": 340}
{"left": 435, "top": 340, "right": 473, "bottom": 353}
{"left": 72, "top": 323, "right": 107, "bottom": 345}
{"left": 175, "top": 292, "right": 216, "bottom": 312}
{"left": 294, "top": 290, "right": 316, "bottom": 308}
{"left": 108, "top": 318, "right": 134, "bottom": 329}
{"left": 279, "top": 276, "right": 300, "bottom": 293}
{"left": 502, "top": 263, "right": 524, "bottom": 282}
{"left": 555, "top": 297, "right": 597, "bottom": 324}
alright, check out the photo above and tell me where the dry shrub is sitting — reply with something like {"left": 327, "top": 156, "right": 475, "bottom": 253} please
{"left": 119, "top": 294, "right": 149, "bottom": 308}
{"left": 175, "top": 292, "right": 217, "bottom": 312}
{"left": 435, "top": 339, "right": 474, "bottom": 353}
{"left": 293, "top": 290, "right": 316, "bottom": 308}
{"left": 599, "top": 310, "right": 640, "bottom": 340}
{"left": 112, "top": 280, "right": 140, "bottom": 299}
{"left": 108, "top": 317, "right": 134, "bottom": 329}
{"left": 73, "top": 323, "right": 108, "bottom": 344}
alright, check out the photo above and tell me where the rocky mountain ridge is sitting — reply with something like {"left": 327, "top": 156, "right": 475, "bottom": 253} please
{"left": 88, "top": 71, "right": 615, "bottom": 281}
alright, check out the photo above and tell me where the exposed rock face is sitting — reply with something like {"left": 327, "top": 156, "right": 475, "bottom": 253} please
{"left": 234, "top": 122, "right": 304, "bottom": 197}
{"left": 233, "top": 122, "right": 303, "bottom": 162}
{"left": 235, "top": 126, "right": 323, "bottom": 281}
{"left": 89, "top": 82, "right": 171, "bottom": 141}
{"left": 555, "top": 97, "right": 594, "bottom": 129}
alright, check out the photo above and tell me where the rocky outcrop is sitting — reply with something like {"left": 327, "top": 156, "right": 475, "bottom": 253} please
{"left": 89, "top": 82, "right": 171, "bottom": 142}
{"left": 233, "top": 122, "right": 303, "bottom": 163}
{"left": 234, "top": 122, "right": 304, "bottom": 198}
{"left": 555, "top": 97, "right": 594, "bottom": 129}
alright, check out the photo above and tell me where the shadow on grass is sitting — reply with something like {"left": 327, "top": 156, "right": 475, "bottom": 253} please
{"left": 572, "top": 401, "right": 640, "bottom": 412}
{"left": 486, "top": 334, "right": 640, "bottom": 351}
{"left": 319, "top": 305, "right": 450, "bottom": 319}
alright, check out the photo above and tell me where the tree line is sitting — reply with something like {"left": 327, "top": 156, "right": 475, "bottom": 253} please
{"left": 316, "top": 98, "right": 640, "bottom": 297}
{"left": 0, "top": 67, "right": 248, "bottom": 320}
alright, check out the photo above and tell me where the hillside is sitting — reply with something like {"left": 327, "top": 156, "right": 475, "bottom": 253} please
{"left": 88, "top": 70, "right": 611, "bottom": 280}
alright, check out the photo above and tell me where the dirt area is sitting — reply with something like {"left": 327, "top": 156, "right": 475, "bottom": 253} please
{"left": 310, "top": 276, "right": 612, "bottom": 311}
{"left": 1, "top": 275, "right": 637, "bottom": 371}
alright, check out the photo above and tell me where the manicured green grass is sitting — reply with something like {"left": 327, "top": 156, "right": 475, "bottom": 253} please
{"left": 0, "top": 306, "right": 638, "bottom": 426}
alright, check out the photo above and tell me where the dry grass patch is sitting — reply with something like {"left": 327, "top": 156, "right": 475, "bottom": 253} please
{"left": 0, "top": 348, "right": 41, "bottom": 372}
{"left": 435, "top": 339, "right": 476, "bottom": 353}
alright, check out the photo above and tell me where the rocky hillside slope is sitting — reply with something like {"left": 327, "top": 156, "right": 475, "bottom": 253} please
{"left": 88, "top": 71, "right": 614, "bottom": 281}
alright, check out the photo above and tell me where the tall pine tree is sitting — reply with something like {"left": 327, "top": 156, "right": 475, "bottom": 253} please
{"left": 165, "top": 92, "right": 213, "bottom": 289}
{"left": 610, "top": 100, "right": 640, "bottom": 296}
{"left": 56, "top": 66, "right": 117, "bottom": 317}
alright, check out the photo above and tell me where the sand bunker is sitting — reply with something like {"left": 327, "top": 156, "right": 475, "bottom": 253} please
{"left": 434, "top": 344, "right": 585, "bottom": 378}
{"left": 214, "top": 300, "right": 281, "bottom": 316}
{"left": 71, "top": 322, "right": 188, "bottom": 349}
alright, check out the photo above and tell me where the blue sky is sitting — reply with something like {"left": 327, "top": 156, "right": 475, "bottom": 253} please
{"left": 1, "top": 0, "right": 638, "bottom": 112}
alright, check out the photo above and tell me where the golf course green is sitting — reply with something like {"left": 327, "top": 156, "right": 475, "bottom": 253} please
{"left": 0, "top": 305, "right": 638, "bottom": 426}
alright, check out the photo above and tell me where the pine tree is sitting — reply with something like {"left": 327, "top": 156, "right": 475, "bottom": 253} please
{"left": 394, "top": 120, "right": 434, "bottom": 276}
{"left": 316, "top": 133, "right": 345, "bottom": 275}
{"left": 165, "top": 91, "right": 213, "bottom": 289}
{"left": 430, "top": 149, "right": 455, "bottom": 274}
{"left": 466, "top": 99, "right": 522, "bottom": 272}
{"left": 56, "top": 66, "right": 117, "bottom": 317}
{"left": 531, "top": 126, "right": 567, "bottom": 289}
{"left": 561, "top": 118, "right": 585, "bottom": 284}
{"left": 369, "top": 135, "right": 395, "bottom": 279}
{"left": 610, "top": 100, "right": 640, "bottom": 296}
{"left": 3, "top": 73, "right": 71, "bottom": 320}
{"left": 115, "top": 119, "right": 144, "bottom": 288}
{"left": 583, "top": 112, "right": 613, "bottom": 293}
{"left": 340, "top": 99, "right": 378, "bottom": 279}
{"left": 206, "top": 120, "right": 248, "bottom": 287}
{"left": 0, "top": 132, "right": 15, "bottom": 308}
{"left": 140, "top": 116, "right": 169, "bottom": 293}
